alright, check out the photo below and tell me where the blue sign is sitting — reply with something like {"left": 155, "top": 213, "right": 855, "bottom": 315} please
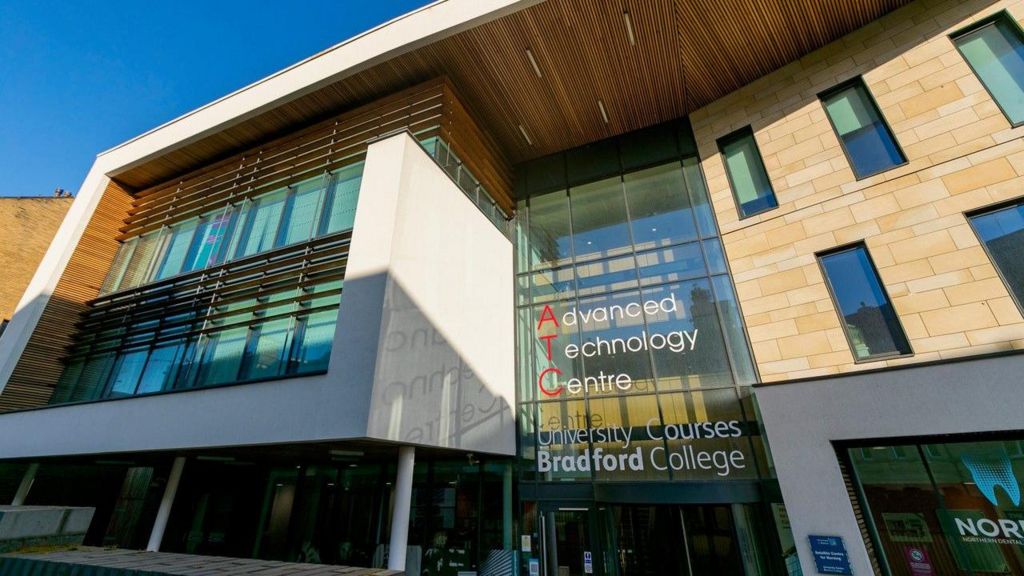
{"left": 808, "top": 535, "right": 853, "bottom": 575}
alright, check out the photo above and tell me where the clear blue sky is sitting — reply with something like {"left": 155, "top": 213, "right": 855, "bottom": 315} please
{"left": 0, "top": 1, "right": 431, "bottom": 197}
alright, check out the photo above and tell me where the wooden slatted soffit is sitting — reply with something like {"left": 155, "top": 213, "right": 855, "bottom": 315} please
{"left": 112, "top": 0, "right": 912, "bottom": 191}
{"left": 1, "top": 182, "right": 133, "bottom": 411}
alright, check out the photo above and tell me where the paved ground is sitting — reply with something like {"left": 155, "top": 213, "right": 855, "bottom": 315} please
{"left": 0, "top": 547, "right": 403, "bottom": 575}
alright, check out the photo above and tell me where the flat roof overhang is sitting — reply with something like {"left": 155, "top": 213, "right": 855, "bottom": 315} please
{"left": 101, "top": 0, "right": 914, "bottom": 193}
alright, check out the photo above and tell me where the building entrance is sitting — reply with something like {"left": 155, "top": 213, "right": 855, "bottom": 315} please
{"left": 534, "top": 501, "right": 768, "bottom": 576}
{"left": 609, "top": 504, "right": 749, "bottom": 575}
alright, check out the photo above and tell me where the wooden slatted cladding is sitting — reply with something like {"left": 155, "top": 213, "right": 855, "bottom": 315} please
{"left": 1, "top": 181, "right": 133, "bottom": 412}
{"left": 112, "top": 0, "right": 910, "bottom": 193}
{"left": 120, "top": 77, "right": 512, "bottom": 240}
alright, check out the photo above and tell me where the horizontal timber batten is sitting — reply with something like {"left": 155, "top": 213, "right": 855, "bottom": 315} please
{"left": 118, "top": 77, "right": 512, "bottom": 240}
{"left": 1, "top": 182, "right": 133, "bottom": 412}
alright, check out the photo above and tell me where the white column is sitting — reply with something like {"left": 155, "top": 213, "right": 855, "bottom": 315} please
{"left": 147, "top": 456, "right": 186, "bottom": 552}
{"left": 387, "top": 446, "right": 415, "bottom": 571}
{"left": 11, "top": 463, "right": 39, "bottom": 505}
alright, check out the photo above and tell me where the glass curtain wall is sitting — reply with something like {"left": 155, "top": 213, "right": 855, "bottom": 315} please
{"left": 513, "top": 120, "right": 790, "bottom": 576}
{"left": 515, "top": 121, "right": 765, "bottom": 487}
{"left": 52, "top": 275, "right": 344, "bottom": 404}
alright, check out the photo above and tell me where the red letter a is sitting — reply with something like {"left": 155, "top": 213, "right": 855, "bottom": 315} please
{"left": 536, "top": 304, "right": 559, "bottom": 331}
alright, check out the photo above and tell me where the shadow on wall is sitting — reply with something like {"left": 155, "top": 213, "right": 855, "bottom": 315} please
{"left": 363, "top": 272, "right": 515, "bottom": 454}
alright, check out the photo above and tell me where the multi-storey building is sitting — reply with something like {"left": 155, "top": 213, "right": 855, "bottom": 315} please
{"left": 1, "top": 0, "right": 1023, "bottom": 575}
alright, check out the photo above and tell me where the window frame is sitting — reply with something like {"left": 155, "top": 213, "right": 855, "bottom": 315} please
{"left": 950, "top": 10, "right": 1024, "bottom": 129}
{"left": 966, "top": 197, "right": 1024, "bottom": 316}
{"left": 716, "top": 126, "right": 779, "bottom": 220}
{"left": 818, "top": 77, "right": 908, "bottom": 180}
{"left": 816, "top": 242, "right": 914, "bottom": 364}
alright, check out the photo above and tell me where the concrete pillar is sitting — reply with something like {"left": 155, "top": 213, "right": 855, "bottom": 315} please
{"left": 387, "top": 446, "right": 415, "bottom": 571}
{"left": 147, "top": 456, "right": 185, "bottom": 552}
{"left": 10, "top": 463, "right": 39, "bottom": 505}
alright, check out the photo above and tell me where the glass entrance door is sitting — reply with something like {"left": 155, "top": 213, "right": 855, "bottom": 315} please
{"left": 608, "top": 504, "right": 751, "bottom": 576}
{"left": 540, "top": 505, "right": 600, "bottom": 576}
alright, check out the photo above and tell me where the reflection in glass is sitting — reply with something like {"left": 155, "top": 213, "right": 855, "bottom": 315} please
{"left": 683, "top": 157, "right": 718, "bottom": 238}
{"left": 291, "top": 311, "right": 338, "bottom": 374}
{"left": 588, "top": 394, "right": 668, "bottom": 481}
{"left": 570, "top": 176, "right": 631, "bottom": 262}
{"left": 955, "top": 16, "right": 1024, "bottom": 125}
{"left": 154, "top": 219, "right": 199, "bottom": 280}
{"left": 192, "top": 210, "right": 236, "bottom": 272}
{"left": 106, "top": 348, "right": 148, "bottom": 397}
{"left": 195, "top": 327, "right": 248, "bottom": 387}
{"left": 643, "top": 281, "right": 732, "bottom": 391}
{"left": 712, "top": 275, "right": 757, "bottom": 385}
{"left": 820, "top": 245, "right": 910, "bottom": 361}
{"left": 703, "top": 238, "right": 727, "bottom": 275}
{"left": 624, "top": 163, "right": 697, "bottom": 250}
{"left": 137, "top": 342, "right": 185, "bottom": 394}
{"left": 575, "top": 254, "right": 637, "bottom": 296}
{"left": 969, "top": 201, "right": 1024, "bottom": 309}
{"left": 718, "top": 128, "right": 778, "bottom": 218}
{"left": 636, "top": 243, "right": 706, "bottom": 286}
{"left": 537, "top": 399, "right": 592, "bottom": 481}
{"left": 514, "top": 132, "right": 764, "bottom": 489}
{"left": 235, "top": 189, "right": 287, "bottom": 259}
{"left": 576, "top": 290, "right": 654, "bottom": 395}
{"left": 320, "top": 164, "right": 363, "bottom": 235}
{"left": 849, "top": 440, "right": 1024, "bottom": 576}
{"left": 822, "top": 80, "right": 905, "bottom": 178}
{"left": 529, "top": 265, "right": 576, "bottom": 303}
{"left": 527, "top": 190, "right": 573, "bottom": 269}
{"left": 277, "top": 176, "right": 326, "bottom": 247}
{"left": 659, "top": 389, "right": 755, "bottom": 481}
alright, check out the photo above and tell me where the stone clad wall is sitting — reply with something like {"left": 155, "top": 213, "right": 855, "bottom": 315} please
{"left": 691, "top": 0, "right": 1024, "bottom": 381}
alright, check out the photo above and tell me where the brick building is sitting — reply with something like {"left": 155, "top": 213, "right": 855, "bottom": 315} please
{"left": 0, "top": 197, "right": 73, "bottom": 326}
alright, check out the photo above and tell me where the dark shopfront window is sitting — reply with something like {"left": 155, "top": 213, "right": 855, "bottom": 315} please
{"left": 848, "top": 439, "right": 1024, "bottom": 576}
{"left": 156, "top": 456, "right": 515, "bottom": 575}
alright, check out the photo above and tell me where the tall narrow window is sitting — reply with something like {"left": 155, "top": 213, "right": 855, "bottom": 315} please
{"left": 969, "top": 200, "right": 1024, "bottom": 311}
{"left": 954, "top": 13, "right": 1024, "bottom": 126}
{"left": 153, "top": 219, "right": 199, "bottom": 280}
{"left": 821, "top": 78, "right": 905, "bottom": 178}
{"left": 277, "top": 176, "right": 326, "bottom": 247}
{"left": 718, "top": 127, "right": 777, "bottom": 219}
{"left": 819, "top": 244, "right": 911, "bottom": 361}
{"left": 319, "top": 164, "right": 362, "bottom": 235}
{"left": 184, "top": 207, "right": 236, "bottom": 272}
{"left": 234, "top": 189, "right": 287, "bottom": 259}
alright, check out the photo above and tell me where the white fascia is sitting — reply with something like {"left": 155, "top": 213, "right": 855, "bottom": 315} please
{"left": 100, "top": 0, "right": 540, "bottom": 176}
{"left": 0, "top": 0, "right": 539, "bottom": 396}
